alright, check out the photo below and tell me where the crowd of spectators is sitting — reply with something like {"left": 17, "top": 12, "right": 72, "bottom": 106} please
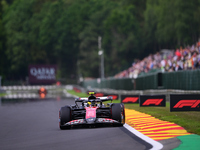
{"left": 114, "top": 41, "right": 200, "bottom": 78}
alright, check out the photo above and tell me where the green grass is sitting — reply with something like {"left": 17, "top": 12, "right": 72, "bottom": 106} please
{"left": 67, "top": 90, "right": 89, "bottom": 97}
{"left": 0, "top": 93, "right": 6, "bottom": 97}
{"left": 67, "top": 90, "right": 200, "bottom": 135}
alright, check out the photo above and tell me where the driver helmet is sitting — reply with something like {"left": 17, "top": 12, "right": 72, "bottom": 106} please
{"left": 88, "top": 91, "right": 96, "bottom": 107}
{"left": 87, "top": 102, "right": 91, "bottom": 107}
{"left": 88, "top": 91, "right": 96, "bottom": 100}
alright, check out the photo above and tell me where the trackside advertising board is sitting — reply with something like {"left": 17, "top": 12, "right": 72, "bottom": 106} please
{"left": 73, "top": 87, "right": 81, "bottom": 93}
{"left": 170, "top": 94, "right": 200, "bottom": 111}
{"left": 140, "top": 95, "right": 166, "bottom": 107}
{"left": 121, "top": 95, "right": 139, "bottom": 103}
{"left": 104, "top": 93, "right": 118, "bottom": 100}
{"left": 95, "top": 92, "right": 104, "bottom": 97}
{"left": 29, "top": 65, "right": 57, "bottom": 84}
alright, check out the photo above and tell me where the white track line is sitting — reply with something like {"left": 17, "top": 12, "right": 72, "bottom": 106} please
{"left": 123, "top": 123, "right": 163, "bottom": 150}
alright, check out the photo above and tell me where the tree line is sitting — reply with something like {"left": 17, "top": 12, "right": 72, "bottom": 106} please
{"left": 0, "top": 0, "right": 200, "bottom": 83}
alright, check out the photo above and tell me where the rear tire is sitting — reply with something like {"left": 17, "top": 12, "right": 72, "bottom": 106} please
{"left": 111, "top": 103, "right": 125, "bottom": 126}
{"left": 59, "top": 106, "right": 71, "bottom": 130}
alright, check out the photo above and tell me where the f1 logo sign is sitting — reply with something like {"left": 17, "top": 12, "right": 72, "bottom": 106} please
{"left": 122, "top": 97, "right": 139, "bottom": 103}
{"left": 170, "top": 95, "right": 200, "bottom": 111}
{"left": 173, "top": 100, "right": 200, "bottom": 108}
{"left": 140, "top": 95, "right": 166, "bottom": 107}
{"left": 121, "top": 95, "right": 139, "bottom": 103}
{"left": 105, "top": 94, "right": 118, "bottom": 100}
{"left": 109, "top": 95, "right": 118, "bottom": 100}
{"left": 142, "top": 99, "right": 163, "bottom": 106}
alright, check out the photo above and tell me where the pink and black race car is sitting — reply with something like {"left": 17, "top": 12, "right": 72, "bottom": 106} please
{"left": 59, "top": 92, "right": 125, "bottom": 129}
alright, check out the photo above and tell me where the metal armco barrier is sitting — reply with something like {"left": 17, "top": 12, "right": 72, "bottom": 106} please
{"left": 140, "top": 95, "right": 166, "bottom": 107}
{"left": 121, "top": 95, "right": 139, "bottom": 103}
{"left": 170, "top": 94, "right": 200, "bottom": 111}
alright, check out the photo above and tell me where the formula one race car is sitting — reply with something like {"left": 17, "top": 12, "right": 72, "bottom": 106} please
{"left": 59, "top": 92, "right": 125, "bottom": 129}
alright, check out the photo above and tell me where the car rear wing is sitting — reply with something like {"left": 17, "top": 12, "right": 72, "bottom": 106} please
{"left": 75, "top": 96, "right": 113, "bottom": 102}
{"left": 74, "top": 96, "right": 113, "bottom": 108}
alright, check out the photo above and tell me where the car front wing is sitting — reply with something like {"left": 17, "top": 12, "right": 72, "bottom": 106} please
{"left": 63, "top": 118, "right": 120, "bottom": 126}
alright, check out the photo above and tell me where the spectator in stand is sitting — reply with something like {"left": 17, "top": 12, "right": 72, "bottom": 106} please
{"left": 114, "top": 41, "right": 200, "bottom": 78}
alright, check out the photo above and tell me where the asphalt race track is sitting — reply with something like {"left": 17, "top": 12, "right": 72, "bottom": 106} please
{"left": 0, "top": 95, "right": 153, "bottom": 150}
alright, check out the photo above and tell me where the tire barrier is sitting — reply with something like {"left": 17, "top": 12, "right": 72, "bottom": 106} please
{"left": 1, "top": 85, "right": 65, "bottom": 99}
{"left": 1, "top": 85, "right": 57, "bottom": 90}
{"left": 2, "top": 93, "right": 38, "bottom": 99}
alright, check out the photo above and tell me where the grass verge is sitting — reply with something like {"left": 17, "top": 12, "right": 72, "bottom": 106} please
{"left": 0, "top": 93, "right": 6, "bottom": 97}
{"left": 67, "top": 90, "right": 200, "bottom": 135}
{"left": 67, "top": 90, "right": 89, "bottom": 97}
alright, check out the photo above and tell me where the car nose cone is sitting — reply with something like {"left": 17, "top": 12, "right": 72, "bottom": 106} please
{"left": 86, "top": 118, "right": 96, "bottom": 124}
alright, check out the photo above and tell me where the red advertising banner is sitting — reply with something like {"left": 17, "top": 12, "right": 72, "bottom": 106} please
{"left": 121, "top": 95, "right": 139, "bottom": 103}
{"left": 29, "top": 65, "right": 57, "bottom": 84}
{"left": 104, "top": 93, "right": 118, "bottom": 100}
{"left": 170, "top": 94, "right": 200, "bottom": 111}
{"left": 140, "top": 95, "right": 166, "bottom": 107}
{"left": 95, "top": 93, "right": 104, "bottom": 97}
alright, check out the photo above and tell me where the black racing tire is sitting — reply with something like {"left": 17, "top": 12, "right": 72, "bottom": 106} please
{"left": 59, "top": 106, "right": 71, "bottom": 130}
{"left": 111, "top": 103, "right": 125, "bottom": 126}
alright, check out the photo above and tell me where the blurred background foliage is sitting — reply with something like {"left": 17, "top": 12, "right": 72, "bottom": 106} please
{"left": 0, "top": 0, "right": 200, "bottom": 83}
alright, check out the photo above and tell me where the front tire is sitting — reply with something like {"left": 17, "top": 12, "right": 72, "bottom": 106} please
{"left": 111, "top": 103, "right": 125, "bottom": 126}
{"left": 59, "top": 106, "right": 71, "bottom": 130}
